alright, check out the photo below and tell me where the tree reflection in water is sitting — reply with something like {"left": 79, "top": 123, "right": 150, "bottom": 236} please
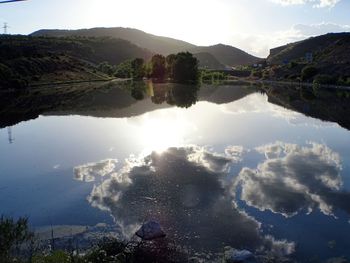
{"left": 130, "top": 81, "right": 199, "bottom": 108}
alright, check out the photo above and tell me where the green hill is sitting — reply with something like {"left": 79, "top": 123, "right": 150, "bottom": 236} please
{"left": 268, "top": 33, "right": 350, "bottom": 65}
{"left": 0, "top": 35, "right": 152, "bottom": 88}
{"left": 31, "top": 27, "right": 260, "bottom": 67}
{"left": 266, "top": 33, "right": 350, "bottom": 83}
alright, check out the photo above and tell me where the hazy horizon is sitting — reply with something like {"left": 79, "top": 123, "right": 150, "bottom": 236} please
{"left": 0, "top": 0, "right": 349, "bottom": 57}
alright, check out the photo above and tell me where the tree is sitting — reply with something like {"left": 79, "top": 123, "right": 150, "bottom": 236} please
{"left": 172, "top": 52, "right": 199, "bottom": 83}
{"left": 115, "top": 60, "right": 132, "bottom": 78}
{"left": 131, "top": 58, "right": 145, "bottom": 80}
{"left": 166, "top": 54, "right": 177, "bottom": 79}
{"left": 98, "top": 61, "right": 116, "bottom": 76}
{"left": 151, "top": 54, "right": 166, "bottom": 80}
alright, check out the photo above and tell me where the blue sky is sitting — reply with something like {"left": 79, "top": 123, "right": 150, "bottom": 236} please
{"left": 0, "top": 0, "right": 349, "bottom": 56}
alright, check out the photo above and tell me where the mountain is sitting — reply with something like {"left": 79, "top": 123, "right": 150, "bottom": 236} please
{"left": 191, "top": 44, "right": 260, "bottom": 66}
{"left": 193, "top": 52, "right": 226, "bottom": 69}
{"left": 31, "top": 27, "right": 261, "bottom": 67}
{"left": 31, "top": 27, "right": 195, "bottom": 56}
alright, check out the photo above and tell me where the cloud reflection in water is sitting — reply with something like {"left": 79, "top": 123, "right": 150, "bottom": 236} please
{"left": 235, "top": 142, "right": 350, "bottom": 218}
{"left": 75, "top": 145, "right": 295, "bottom": 256}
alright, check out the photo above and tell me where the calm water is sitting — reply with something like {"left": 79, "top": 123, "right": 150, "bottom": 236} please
{"left": 1, "top": 82, "right": 350, "bottom": 261}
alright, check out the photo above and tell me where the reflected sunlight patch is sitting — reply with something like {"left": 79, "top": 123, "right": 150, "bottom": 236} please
{"left": 132, "top": 111, "right": 197, "bottom": 154}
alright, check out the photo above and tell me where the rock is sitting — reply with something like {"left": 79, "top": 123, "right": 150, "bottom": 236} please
{"left": 224, "top": 247, "right": 257, "bottom": 263}
{"left": 135, "top": 220, "right": 166, "bottom": 240}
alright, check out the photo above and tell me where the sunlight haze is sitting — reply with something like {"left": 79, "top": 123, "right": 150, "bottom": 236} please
{"left": 0, "top": 0, "right": 349, "bottom": 56}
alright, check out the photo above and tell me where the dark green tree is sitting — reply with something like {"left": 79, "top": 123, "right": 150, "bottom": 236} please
{"left": 131, "top": 58, "right": 145, "bottom": 80}
{"left": 166, "top": 54, "right": 177, "bottom": 79}
{"left": 151, "top": 54, "right": 166, "bottom": 80}
{"left": 173, "top": 52, "right": 199, "bottom": 83}
{"left": 115, "top": 60, "right": 132, "bottom": 78}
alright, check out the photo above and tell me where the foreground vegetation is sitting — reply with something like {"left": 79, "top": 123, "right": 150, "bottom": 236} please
{"left": 0, "top": 216, "right": 188, "bottom": 263}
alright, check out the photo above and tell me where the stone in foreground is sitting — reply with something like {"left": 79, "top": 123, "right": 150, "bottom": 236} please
{"left": 135, "top": 220, "right": 166, "bottom": 240}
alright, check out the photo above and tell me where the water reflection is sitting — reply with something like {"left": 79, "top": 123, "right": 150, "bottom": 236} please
{"left": 130, "top": 81, "right": 200, "bottom": 108}
{"left": 75, "top": 146, "right": 295, "bottom": 258}
{"left": 235, "top": 142, "right": 350, "bottom": 218}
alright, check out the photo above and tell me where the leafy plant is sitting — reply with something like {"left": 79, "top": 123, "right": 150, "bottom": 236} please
{"left": 0, "top": 216, "right": 34, "bottom": 260}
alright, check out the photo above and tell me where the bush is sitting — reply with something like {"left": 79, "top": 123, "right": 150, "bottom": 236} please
{"left": 251, "top": 69, "right": 262, "bottom": 78}
{"left": 201, "top": 70, "right": 227, "bottom": 83}
{"left": 301, "top": 66, "right": 318, "bottom": 81}
{"left": 97, "top": 61, "right": 116, "bottom": 76}
{"left": 32, "top": 251, "right": 71, "bottom": 263}
{"left": 313, "top": 74, "right": 337, "bottom": 85}
{"left": 0, "top": 216, "right": 34, "bottom": 260}
{"left": 288, "top": 61, "right": 298, "bottom": 69}
{"left": 337, "top": 76, "right": 350, "bottom": 86}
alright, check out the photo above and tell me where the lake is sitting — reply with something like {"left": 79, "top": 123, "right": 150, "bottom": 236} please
{"left": 1, "top": 81, "right": 350, "bottom": 262}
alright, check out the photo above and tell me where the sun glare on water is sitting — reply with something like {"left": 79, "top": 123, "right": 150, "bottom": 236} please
{"left": 138, "top": 111, "right": 196, "bottom": 154}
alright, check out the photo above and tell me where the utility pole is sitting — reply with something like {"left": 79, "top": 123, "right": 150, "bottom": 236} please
{"left": 0, "top": 0, "right": 28, "bottom": 34}
{"left": 3, "top": 22, "right": 8, "bottom": 34}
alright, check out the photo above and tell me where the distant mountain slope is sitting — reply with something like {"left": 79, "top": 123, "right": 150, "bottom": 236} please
{"left": 191, "top": 44, "right": 260, "bottom": 66}
{"left": 268, "top": 32, "right": 350, "bottom": 65}
{"left": 31, "top": 27, "right": 260, "bottom": 67}
{"left": 31, "top": 27, "right": 195, "bottom": 56}
{"left": 193, "top": 52, "right": 226, "bottom": 69}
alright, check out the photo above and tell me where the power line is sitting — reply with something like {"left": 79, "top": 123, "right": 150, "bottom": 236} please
{"left": 0, "top": 0, "right": 27, "bottom": 4}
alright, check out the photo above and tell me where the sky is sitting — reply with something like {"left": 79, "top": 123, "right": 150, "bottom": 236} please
{"left": 0, "top": 0, "right": 349, "bottom": 57}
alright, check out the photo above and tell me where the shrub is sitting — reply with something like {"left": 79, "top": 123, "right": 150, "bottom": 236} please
{"left": 313, "top": 74, "right": 337, "bottom": 85}
{"left": 0, "top": 216, "right": 34, "bottom": 260}
{"left": 301, "top": 66, "right": 318, "bottom": 81}
{"left": 288, "top": 61, "right": 298, "bottom": 69}
{"left": 201, "top": 70, "right": 227, "bottom": 83}
{"left": 251, "top": 69, "right": 262, "bottom": 78}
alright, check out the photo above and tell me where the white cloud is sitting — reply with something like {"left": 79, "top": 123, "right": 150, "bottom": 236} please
{"left": 270, "top": 0, "right": 341, "bottom": 8}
